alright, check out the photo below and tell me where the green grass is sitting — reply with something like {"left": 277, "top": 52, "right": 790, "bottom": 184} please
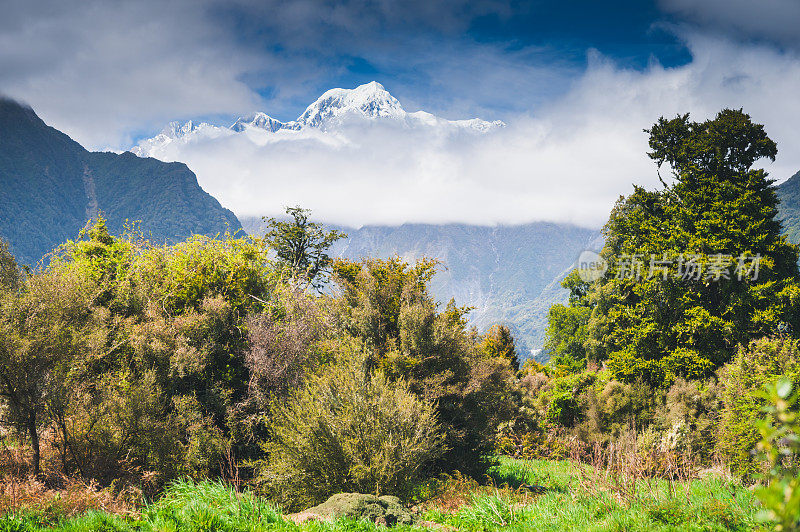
{"left": 0, "top": 459, "right": 763, "bottom": 531}
{"left": 427, "top": 457, "right": 761, "bottom": 531}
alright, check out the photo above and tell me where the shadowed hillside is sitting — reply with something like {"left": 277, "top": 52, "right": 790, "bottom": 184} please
{"left": 0, "top": 98, "right": 241, "bottom": 265}
{"left": 777, "top": 170, "right": 800, "bottom": 244}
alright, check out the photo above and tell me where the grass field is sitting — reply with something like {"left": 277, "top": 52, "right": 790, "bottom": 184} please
{"left": 0, "top": 457, "right": 762, "bottom": 531}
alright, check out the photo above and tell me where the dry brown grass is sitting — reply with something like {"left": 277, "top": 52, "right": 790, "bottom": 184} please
{"left": 414, "top": 471, "right": 534, "bottom": 515}
{"left": 567, "top": 429, "right": 697, "bottom": 506}
{"left": 0, "top": 441, "right": 136, "bottom": 518}
{"left": 0, "top": 475, "right": 134, "bottom": 517}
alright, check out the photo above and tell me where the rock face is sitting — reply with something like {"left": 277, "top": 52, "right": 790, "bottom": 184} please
{"left": 289, "top": 493, "right": 414, "bottom": 527}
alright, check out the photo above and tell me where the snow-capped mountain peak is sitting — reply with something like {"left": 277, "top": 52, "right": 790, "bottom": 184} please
{"left": 161, "top": 120, "right": 202, "bottom": 138}
{"left": 230, "top": 112, "right": 285, "bottom": 133}
{"left": 296, "top": 81, "right": 406, "bottom": 128}
{"left": 132, "top": 81, "right": 506, "bottom": 158}
{"left": 132, "top": 120, "right": 229, "bottom": 157}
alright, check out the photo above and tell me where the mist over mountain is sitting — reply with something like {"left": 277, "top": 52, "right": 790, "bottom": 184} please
{"left": 0, "top": 98, "right": 241, "bottom": 265}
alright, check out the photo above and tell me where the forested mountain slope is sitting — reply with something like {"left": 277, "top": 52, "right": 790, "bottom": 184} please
{"left": 0, "top": 98, "right": 241, "bottom": 265}
{"left": 777, "top": 170, "right": 800, "bottom": 244}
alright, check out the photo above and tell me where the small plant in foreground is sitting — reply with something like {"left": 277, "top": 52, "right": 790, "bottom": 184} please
{"left": 755, "top": 378, "right": 800, "bottom": 531}
{"left": 454, "top": 492, "right": 532, "bottom": 531}
{"left": 702, "top": 498, "right": 744, "bottom": 530}
{"left": 646, "top": 498, "right": 686, "bottom": 526}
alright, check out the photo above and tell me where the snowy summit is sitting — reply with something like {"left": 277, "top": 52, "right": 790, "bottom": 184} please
{"left": 131, "top": 82, "right": 505, "bottom": 157}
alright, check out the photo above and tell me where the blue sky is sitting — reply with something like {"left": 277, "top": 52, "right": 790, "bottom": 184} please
{"left": 205, "top": 0, "right": 696, "bottom": 122}
{"left": 1, "top": 0, "right": 800, "bottom": 225}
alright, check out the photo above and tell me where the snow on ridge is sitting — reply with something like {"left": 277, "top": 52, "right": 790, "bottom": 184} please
{"left": 132, "top": 82, "right": 505, "bottom": 157}
{"left": 230, "top": 112, "right": 286, "bottom": 133}
{"left": 296, "top": 81, "right": 406, "bottom": 128}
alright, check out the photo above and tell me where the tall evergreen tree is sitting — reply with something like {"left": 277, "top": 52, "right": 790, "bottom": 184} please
{"left": 549, "top": 110, "right": 800, "bottom": 385}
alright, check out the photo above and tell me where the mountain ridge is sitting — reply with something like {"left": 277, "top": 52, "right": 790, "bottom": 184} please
{"left": 0, "top": 97, "right": 242, "bottom": 265}
{"left": 777, "top": 170, "right": 800, "bottom": 245}
{"left": 132, "top": 81, "right": 505, "bottom": 157}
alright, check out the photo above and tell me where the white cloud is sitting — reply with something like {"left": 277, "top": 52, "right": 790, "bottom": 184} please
{"left": 0, "top": 0, "right": 554, "bottom": 149}
{"left": 0, "top": 0, "right": 263, "bottom": 148}
{"left": 2, "top": 1, "right": 797, "bottom": 228}
{"left": 132, "top": 32, "right": 800, "bottom": 228}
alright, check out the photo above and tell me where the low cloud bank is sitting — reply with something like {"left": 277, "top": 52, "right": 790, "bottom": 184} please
{"left": 138, "top": 33, "right": 800, "bottom": 228}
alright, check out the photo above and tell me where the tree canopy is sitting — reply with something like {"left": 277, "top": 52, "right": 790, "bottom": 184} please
{"left": 262, "top": 206, "right": 345, "bottom": 290}
{"left": 546, "top": 109, "right": 800, "bottom": 385}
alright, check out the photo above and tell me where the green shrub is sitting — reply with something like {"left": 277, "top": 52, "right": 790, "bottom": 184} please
{"left": 754, "top": 379, "right": 800, "bottom": 531}
{"left": 333, "top": 257, "right": 519, "bottom": 478}
{"left": 257, "top": 346, "right": 444, "bottom": 509}
{"left": 701, "top": 499, "right": 744, "bottom": 530}
{"left": 646, "top": 498, "right": 686, "bottom": 526}
{"left": 718, "top": 338, "right": 800, "bottom": 477}
{"left": 660, "top": 378, "right": 722, "bottom": 461}
{"left": 547, "top": 389, "right": 580, "bottom": 426}
{"left": 539, "top": 372, "right": 595, "bottom": 427}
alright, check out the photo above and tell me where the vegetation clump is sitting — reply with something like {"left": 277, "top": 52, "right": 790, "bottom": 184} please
{"left": 256, "top": 349, "right": 443, "bottom": 509}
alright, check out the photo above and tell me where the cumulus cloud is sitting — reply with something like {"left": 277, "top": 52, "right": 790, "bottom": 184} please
{"left": 0, "top": 0, "right": 273, "bottom": 148}
{"left": 135, "top": 32, "right": 800, "bottom": 228}
{"left": 3, "top": 1, "right": 799, "bottom": 228}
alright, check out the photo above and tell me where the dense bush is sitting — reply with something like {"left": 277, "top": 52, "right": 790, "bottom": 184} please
{"left": 718, "top": 337, "right": 800, "bottom": 477}
{"left": 256, "top": 347, "right": 443, "bottom": 509}
{"left": 535, "top": 371, "right": 595, "bottom": 427}
{"left": 659, "top": 378, "right": 721, "bottom": 460}
{"left": 333, "top": 257, "right": 520, "bottom": 477}
{"left": 0, "top": 219, "right": 276, "bottom": 486}
{"left": 245, "top": 285, "right": 335, "bottom": 402}
{"left": 544, "top": 110, "right": 800, "bottom": 387}
{"left": 1, "top": 216, "right": 531, "bottom": 512}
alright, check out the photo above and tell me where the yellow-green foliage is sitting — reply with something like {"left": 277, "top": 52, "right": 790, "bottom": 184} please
{"left": 718, "top": 338, "right": 800, "bottom": 478}
{"left": 754, "top": 379, "right": 800, "bottom": 531}
{"left": 333, "top": 257, "right": 520, "bottom": 477}
{"left": 0, "top": 219, "right": 277, "bottom": 486}
{"left": 0, "top": 253, "right": 103, "bottom": 475}
{"left": 257, "top": 346, "right": 444, "bottom": 509}
{"left": 121, "top": 231, "right": 274, "bottom": 316}
{"left": 478, "top": 324, "right": 520, "bottom": 371}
